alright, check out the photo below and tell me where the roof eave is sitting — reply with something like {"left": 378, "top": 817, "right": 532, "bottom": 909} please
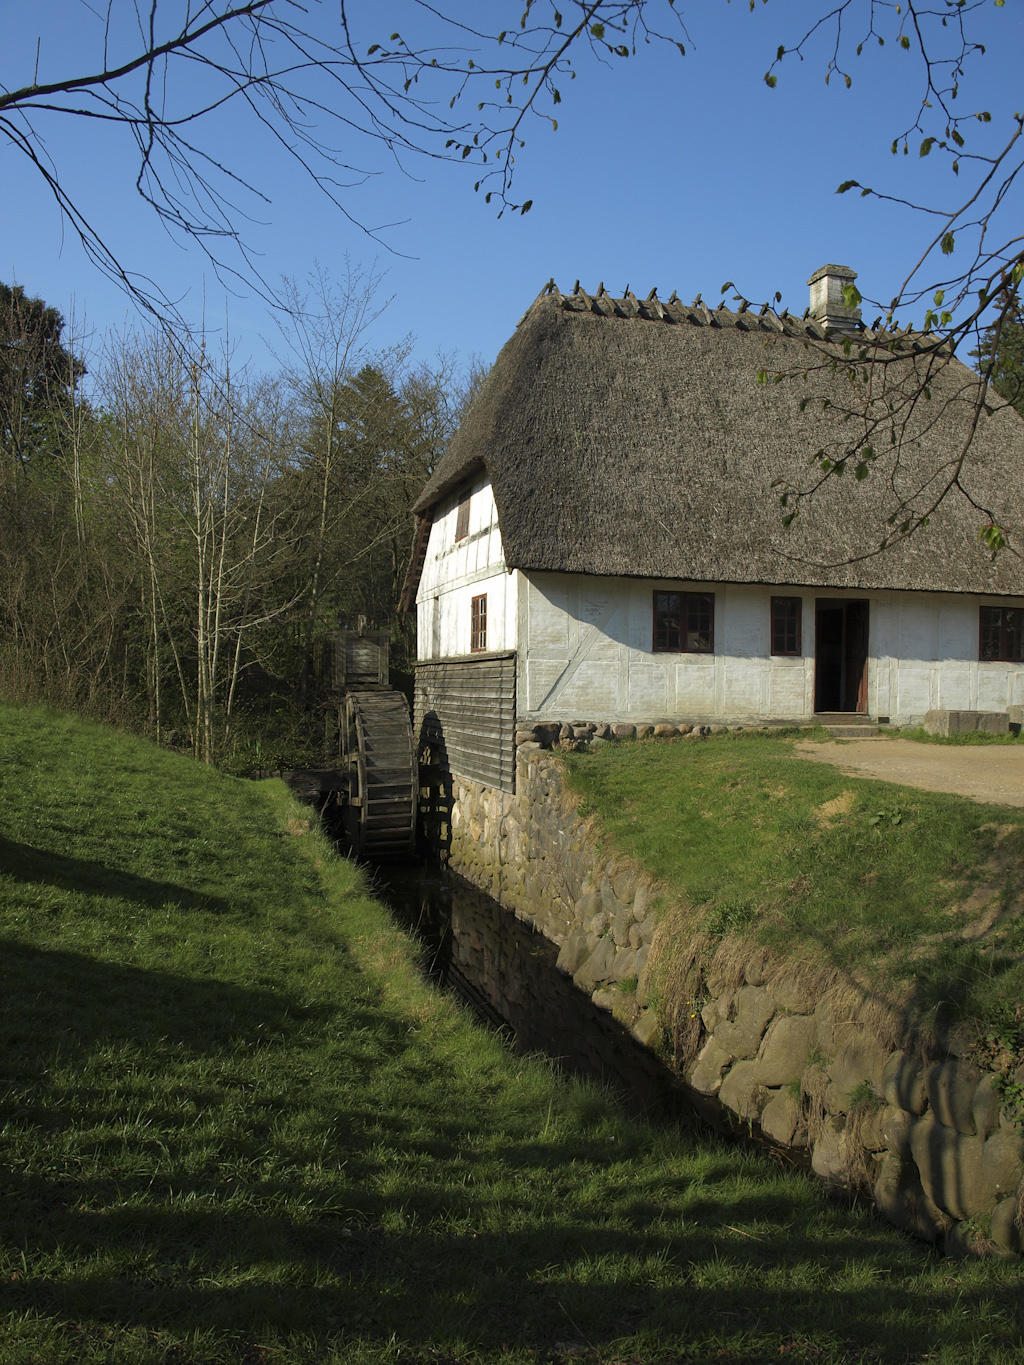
{"left": 411, "top": 454, "right": 486, "bottom": 518}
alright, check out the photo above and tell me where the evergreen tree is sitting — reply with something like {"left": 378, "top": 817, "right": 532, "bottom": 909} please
{"left": 0, "top": 283, "right": 85, "bottom": 469}
{"left": 971, "top": 308, "right": 1024, "bottom": 419}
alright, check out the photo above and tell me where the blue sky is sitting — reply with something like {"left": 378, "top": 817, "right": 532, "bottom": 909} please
{"left": 2, "top": 1, "right": 1021, "bottom": 384}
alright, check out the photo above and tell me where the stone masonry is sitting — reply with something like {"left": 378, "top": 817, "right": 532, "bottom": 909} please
{"left": 436, "top": 722, "right": 1024, "bottom": 1258}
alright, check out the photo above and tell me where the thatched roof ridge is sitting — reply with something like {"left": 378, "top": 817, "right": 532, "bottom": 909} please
{"left": 404, "top": 283, "right": 1024, "bottom": 606}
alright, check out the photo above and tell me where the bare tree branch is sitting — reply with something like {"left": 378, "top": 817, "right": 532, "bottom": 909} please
{"left": 1, "top": 2, "right": 687, "bottom": 322}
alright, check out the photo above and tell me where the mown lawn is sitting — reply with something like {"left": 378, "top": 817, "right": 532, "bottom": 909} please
{"left": 565, "top": 731, "right": 1024, "bottom": 1034}
{"left": 2, "top": 702, "right": 1024, "bottom": 1364}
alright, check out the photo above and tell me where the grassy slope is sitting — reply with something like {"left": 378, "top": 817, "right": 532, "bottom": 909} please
{"left": 565, "top": 732, "right": 1024, "bottom": 1034}
{"left": 1, "top": 704, "right": 1023, "bottom": 1365}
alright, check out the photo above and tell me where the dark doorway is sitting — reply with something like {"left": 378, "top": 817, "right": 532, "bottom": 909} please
{"left": 814, "top": 599, "right": 869, "bottom": 714}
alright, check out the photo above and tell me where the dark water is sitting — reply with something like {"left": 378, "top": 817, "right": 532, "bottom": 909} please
{"left": 363, "top": 857, "right": 704, "bottom": 1124}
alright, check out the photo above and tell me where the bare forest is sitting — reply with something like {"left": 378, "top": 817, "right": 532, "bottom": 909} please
{"left": 0, "top": 270, "right": 476, "bottom": 767}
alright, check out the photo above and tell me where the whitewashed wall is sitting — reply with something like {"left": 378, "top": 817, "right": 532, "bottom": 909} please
{"left": 876, "top": 592, "right": 1024, "bottom": 719}
{"left": 413, "top": 477, "right": 1024, "bottom": 721}
{"left": 518, "top": 571, "right": 1024, "bottom": 725}
{"left": 416, "top": 477, "right": 517, "bottom": 659}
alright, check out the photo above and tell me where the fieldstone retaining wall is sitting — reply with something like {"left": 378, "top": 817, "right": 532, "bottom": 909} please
{"left": 443, "top": 874, "right": 684, "bottom": 1114}
{"left": 435, "top": 720, "right": 1024, "bottom": 1258}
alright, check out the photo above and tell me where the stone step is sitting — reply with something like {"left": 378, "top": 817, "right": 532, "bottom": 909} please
{"left": 825, "top": 724, "right": 879, "bottom": 738}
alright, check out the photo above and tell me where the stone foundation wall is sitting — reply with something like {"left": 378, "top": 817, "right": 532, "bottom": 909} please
{"left": 444, "top": 877, "right": 683, "bottom": 1114}
{"left": 688, "top": 979, "right": 1024, "bottom": 1256}
{"left": 437, "top": 727, "right": 1024, "bottom": 1258}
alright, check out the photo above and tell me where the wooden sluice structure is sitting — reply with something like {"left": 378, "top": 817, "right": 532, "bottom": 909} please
{"left": 270, "top": 625, "right": 417, "bottom": 858}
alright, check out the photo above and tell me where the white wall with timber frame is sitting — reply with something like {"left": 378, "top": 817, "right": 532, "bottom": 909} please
{"left": 414, "top": 477, "right": 1024, "bottom": 727}
{"left": 416, "top": 476, "right": 517, "bottom": 661}
{"left": 413, "top": 476, "right": 519, "bottom": 793}
{"left": 517, "top": 570, "right": 1024, "bottom": 726}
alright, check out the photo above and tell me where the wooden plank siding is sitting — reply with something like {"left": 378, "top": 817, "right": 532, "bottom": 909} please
{"left": 414, "top": 652, "right": 517, "bottom": 793}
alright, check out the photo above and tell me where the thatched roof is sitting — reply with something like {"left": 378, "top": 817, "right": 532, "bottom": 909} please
{"left": 402, "top": 282, "right": 1024, "bottom": 607}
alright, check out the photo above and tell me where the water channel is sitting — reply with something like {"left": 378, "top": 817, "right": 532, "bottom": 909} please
{"left": 360, "top": 854, "right": 708, "bottom": 1126}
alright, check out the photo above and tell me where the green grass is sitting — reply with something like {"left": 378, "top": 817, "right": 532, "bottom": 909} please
{"left": 2, "top": 702, "right": 1024, "bottom": 1364}
{"left": 565, "top": 732, "right": 1024, "bottom": 1031}
{"left": 887, "top": 725, "right": 1024, "bottom": 746}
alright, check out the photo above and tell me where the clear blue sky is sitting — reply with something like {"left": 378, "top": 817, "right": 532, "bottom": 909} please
{"left": 2, "top": 1, "right": 1021, "bottom": 385}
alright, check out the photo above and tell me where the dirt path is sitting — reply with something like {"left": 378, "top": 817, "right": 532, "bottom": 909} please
{"left": 793, "top": 737, "right": 1024, "bottom": 807}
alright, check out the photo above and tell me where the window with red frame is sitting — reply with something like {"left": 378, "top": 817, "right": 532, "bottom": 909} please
{"left": 652, "top": 591, "right": 714, "bottom": 653}
{"left": 770, "top": 597, "right": 802, "bottom": 656}
{"left": 471, "top": 593, "right": 487, "bottom": 652}
{"left": 454, "top": 489, "right": 471, "bottom": 541}
{"left": 980, "top": 606, "right": 1024, "bottom": 661}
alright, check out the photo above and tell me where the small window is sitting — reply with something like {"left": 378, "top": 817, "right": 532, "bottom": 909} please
{"left": 455, "top": 490, "right": 471, "bottom": 542}
{"left": 771, "top": 596, "right": 802, "bottom": 656}
{"left": 471, "top": 593, "right": 487, "bottom": 652}
{"left": 653, "top": 591, "right": 714, "bottom": 653}
{"left": 980, "top": 606, "right": 1024, "bottom": 662}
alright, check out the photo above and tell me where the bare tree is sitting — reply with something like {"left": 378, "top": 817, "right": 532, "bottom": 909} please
{"left": 273, "top": 263, "right": 459, "bottom": 688}
{"left": 105, "top": 325, "right": 300, "bottom": 759}
{"left": 274, "top": 263, "right": 390, "bottom": 703}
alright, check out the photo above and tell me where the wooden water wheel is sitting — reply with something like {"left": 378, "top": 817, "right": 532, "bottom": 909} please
{"left": 341, "top": 690, "right": 417, "bottom": 856}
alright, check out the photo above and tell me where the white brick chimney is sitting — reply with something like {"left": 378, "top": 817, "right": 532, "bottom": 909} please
{"left": 807, "top": 263, "right": 862, "bottom": 332}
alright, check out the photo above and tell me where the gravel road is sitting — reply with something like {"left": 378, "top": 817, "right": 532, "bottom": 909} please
{"left": 793, "top": 737, "right": 1024, "bottom": 808}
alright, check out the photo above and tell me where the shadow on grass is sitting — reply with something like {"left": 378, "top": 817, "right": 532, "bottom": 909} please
{"left": 2, "top": 1157, "right": 1024, "bottom": 1363}
{"left": 0, "top": 834, "right": 233, "bottom": 915}
{"left": 791, "top": 907, "right": 1024, "bottom": 1039}
{"left": 904, "top": 937, "right": 1024, "bottom": 1025}
{"left": 2, "top": 946, "right": 1023, "bottom": 1361}
{"left": 0, "top": 938, "right": 305, "bottom": 1056}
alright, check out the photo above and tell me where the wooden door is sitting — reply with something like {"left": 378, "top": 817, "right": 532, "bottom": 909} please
{"left": 844, "top": 600, "right": 869, "bottom": 713}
